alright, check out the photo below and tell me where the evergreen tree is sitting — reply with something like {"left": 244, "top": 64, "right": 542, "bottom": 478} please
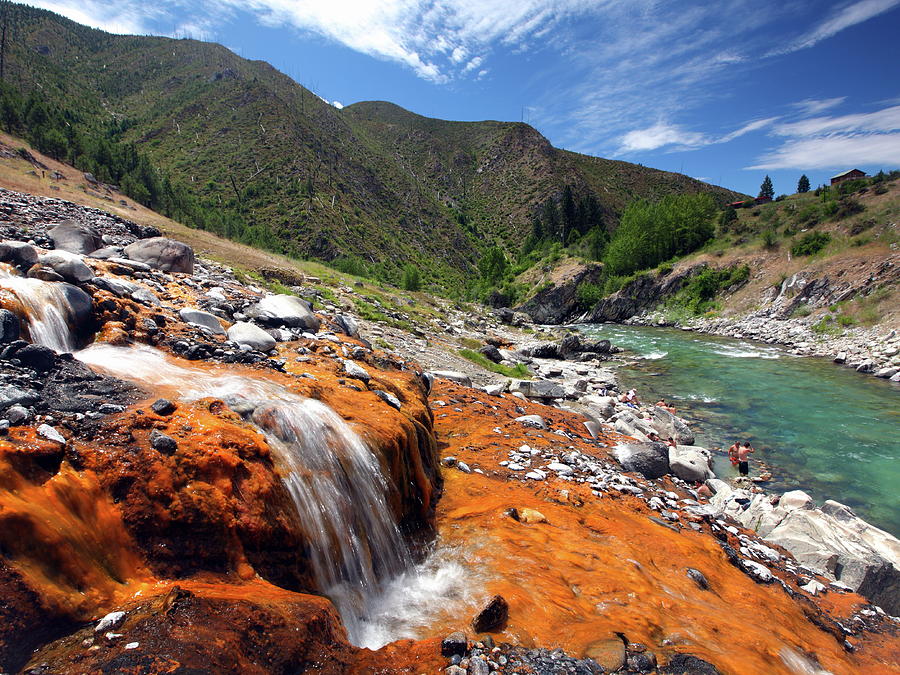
{"left": 561, "top": 185, "right": 577, "bottom": 243}
{"left": 541, "top": 199, "right": 560, "bottom": 242}
{"left": 478, "top": 246, "right": 508, "bottom": 284}
{"left": 401, "top": 264, "right": 421, "bottom": 291}
{"left": 759, "top": 175, "right": 774, "bottom": 200}
{"left": 797, "top": 174, "right": 810, "bottom": 193}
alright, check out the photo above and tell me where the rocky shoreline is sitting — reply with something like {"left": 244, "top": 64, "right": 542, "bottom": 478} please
{"left": 621, "top": 311, "right": 900, "bottom": 382}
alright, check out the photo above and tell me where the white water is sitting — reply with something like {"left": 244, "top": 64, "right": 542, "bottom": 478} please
{"left": 0, "top": 265, "right": 77, "bottom": 352}
{"left": 76, "top": 344, "right": 470, "bottom": 647}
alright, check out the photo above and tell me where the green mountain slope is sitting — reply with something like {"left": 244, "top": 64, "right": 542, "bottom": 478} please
{"left": 0, "top": 3, "right": 743, "bottom": 290}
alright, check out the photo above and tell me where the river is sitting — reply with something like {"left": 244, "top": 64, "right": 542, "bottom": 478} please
{"left": 578, "top": 323, "right": 900, "bottom": 536}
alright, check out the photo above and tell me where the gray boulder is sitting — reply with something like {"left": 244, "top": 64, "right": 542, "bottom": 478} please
{"left": 59, "top": 283, "right": 93, "bottom": 329}
{"left": 123, "top": 237, "right": 194, "bottom": 274}
{"left": 0, "top": 240, "right": 38, "bottom": 271}
{"left": 510, "top": 379, "right": 566, "bottom": 400}
{"left": 179, "top": 308, "right": 225, "bottom": 335}
{"left": 648, "top": 406, "right": 695, "bottom": 445}
{"left": 245, "top": 294, "right": 320, "bottom": 331}
{"left": 612, "top": 442, "right": 670, "bottom": 479}
{"left": 334, "top": 313, "right": 359, "bottom": 338}
{"left": 480, "top": 344, "right": 503, "bottom": 363}
{"left": 669, "top": 445, "right": 714, "bottom": 482}
{"left": 38, "top": 250, "right": 94, "bottom": 283}
{"left": 48, "top": 221, "right": 102, "bottom": 254}
{"left": 227, "top": 322, "right": 276, "bottom": 352}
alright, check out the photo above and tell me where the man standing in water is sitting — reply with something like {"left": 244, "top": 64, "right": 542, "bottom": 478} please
{"left": 737, "top": 441, "right": 755, "bottom": 476}
{"left": 728, "top": 441, "right": 741, "bottom": 467}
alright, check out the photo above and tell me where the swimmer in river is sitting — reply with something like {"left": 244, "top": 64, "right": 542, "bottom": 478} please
{"left": 728, "top": 441, "right": 741, "bottom": 467}
{"left": 737, "top": 441, "right": 755, "bottom": 476}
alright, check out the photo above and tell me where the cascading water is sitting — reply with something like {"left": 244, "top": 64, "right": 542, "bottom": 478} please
{"left": 76, "top": 344, "right": 477, "bottom": 646}
{"left": 0, "top": 264, "right": 77, "bottom": 352}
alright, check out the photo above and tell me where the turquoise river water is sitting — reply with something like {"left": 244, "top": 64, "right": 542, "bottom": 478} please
{"left": 578, "top": 324, "right": 900, "bottom": 536}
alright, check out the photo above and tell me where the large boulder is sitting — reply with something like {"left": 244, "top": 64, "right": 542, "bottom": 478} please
{"left": 245, "top": 294, "right": 320, "bottom": 331}
{"left": 48, "top": 221, "right": 102, "bottom": 254}
{"left": 649, "top": 406, "right": 695, "bottom": 445}
{"left": 38, "top": 250, "right": 94, "bottom": 283}
{"left": 581, "top": 394, "right": 617, "bottom": 419}
{"left": 227, "top": 322, "right": 276, "bottom": 352}
{"left": 710, "top": 488, "right": 900, "bottom": 614}
{"left": 612, "top": 442, "right": 670, "bottom": 479}
{"left": 510, "top": 379, "right": 566, "bottom": 400}
{"left": 179, "top": 308, "right": 225, "bottom": 335}
{"left": 516, "top": 262, "right": 603, "bottom": 324}
{"left": 0, "top": 309, "right": 20, "bottom": 343}
{"left": 669, "top": 444, "right": 713, "bottom": 482}
{"left": 123, "top": 237, "right": 194, "bottom": 274}
{"left": 428, "top": 370, "right": 473, "bottom": 387}
{"left": 0, "top": 241, "right": 38, "bottom": 271}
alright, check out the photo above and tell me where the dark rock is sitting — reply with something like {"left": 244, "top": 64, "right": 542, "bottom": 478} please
{"left": 661, "top": 654, "right": 722, "bottom": 674}
{"left": 373, "top": 390, "right": 402, "bottom": 411}
{"left": 0, "top": 384, "right": 39, "bottom": 410}
{"left": 612, "top": 442, "right": 670, "bottom": 479}
{"left": 516, "top": 262, "right": 603, "bottom": 324}
{"left": 151, "top": 398, "right": 177, "bottom": 416}
{"left": 48, "top": 221, "right": 102, "bottom": 254}
{"left": 26, "top": 264, "right": 64, "bottom": 282}
{"left": 0, "top": 309, "right": 20, "bottom": 343}
{"left": 123, "top": 237, "right": 194, "bottom": 274}
{"left": 586, "top": 266, "right": 702, "bottom": 323}
{"left": 149, "top": 429, "right": 178, "bottom": 455}
{"left": 5, "top": 404, "right": 30, "bottom": 425}
{"left": 686, "top": 568, "right": 710, "bottom": 590}
{"left": 441, "top": 631, "right": 467, "bottom": 657}
{"left": 581, "top": 339, "right": 611, "bottom": 354}
{"left": 13, "top": 344, "right": 57, "bottom": 372}
{"left": 472, "top": 594, "right": 508, "bottom": 633}
{"left": 334, "top": 314, "right": 359, "bottom": 338}
{"left": 558, "top": 334, "right": 583, "bottom": 358}
{"left": 38, "top": 250, "right": 94, "bottom": 283}
{"left": 628, "top": 651, "right": 657, "bottom": 673}
{"left": 179, "top": 308, "right": 225, "bottom": 335}
{"left": 479, "top": 344, "right": 503, "bottom": 363}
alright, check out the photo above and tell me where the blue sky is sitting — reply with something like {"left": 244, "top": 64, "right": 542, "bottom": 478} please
{"left": 23, "top": 0, "right": 900, "bottom": 196}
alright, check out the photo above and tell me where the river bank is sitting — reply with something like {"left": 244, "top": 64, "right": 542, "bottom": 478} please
{"left": 617, "top": 306, "right": 900, "bottom": 382}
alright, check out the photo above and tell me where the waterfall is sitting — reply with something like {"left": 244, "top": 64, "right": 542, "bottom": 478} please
{"left": 0, "top": 265, "right": 77, "bottom": 352}
{"left": 75, "top": 344, "right": 417, "bottom": 643}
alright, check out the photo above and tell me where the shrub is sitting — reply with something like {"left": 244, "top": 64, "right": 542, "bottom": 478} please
{"left": 458, "top": 349, "right": 530, "bottom": 378}
{"left": 835, "top": 197, "right": 863, "bottom": 220}
{"left": 665, "top": 265, "right": 749, "bottom": 315}
{"left": 791, "top": 232, "right": 831, "bottom": 256}
{"left": 576, "top": 282, "right": 604, "bottom": 308}
{"left": 762, "top": 229, "right": 778, "bottom": 249}
{"left": 401, "top": 264, "right": 421, "bottom": 291}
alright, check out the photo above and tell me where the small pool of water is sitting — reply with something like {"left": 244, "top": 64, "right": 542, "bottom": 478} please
{"left": 578, "top": 324, "right": 900, "bottom": 536}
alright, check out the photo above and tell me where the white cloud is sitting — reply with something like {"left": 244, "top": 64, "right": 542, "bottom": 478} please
{"left": 792, "top": 97, "right": 846, "bottom": 117}
{"left": 718, "top": 117, "right": 778, "bottom": 143}
{"left": 24, "top": 0, "right": 158, "bottom": 34}
{"left": 748, "top": 103, "right": 900, "bottom": 169}
{"left": 748, "top": 133, "right": 900, "bottom": 170}
{"left": 618, "top": 122, "right": 709, "bottom": 153}
{"left": 775, "top": 0, "right": 900, "bottom": 54}
{"left": 331, "top": 100, "right": 344, "bottom": 109}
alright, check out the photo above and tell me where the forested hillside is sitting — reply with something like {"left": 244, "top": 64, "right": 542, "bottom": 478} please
{"left": 0, "top": 3, "right": 742, "bottom": 292}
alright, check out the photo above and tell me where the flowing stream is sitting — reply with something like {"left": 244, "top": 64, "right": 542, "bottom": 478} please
{"left": 579, "top": 323, "right": 900, "bottom": 536}
{"left": 3, "top": 268, "right": 477, "bottom": 648}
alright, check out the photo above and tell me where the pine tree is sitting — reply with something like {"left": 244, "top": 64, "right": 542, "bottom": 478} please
{"left": 759, "top": 175, "right": 774, "bottom": 200}
{"left": 797, "top": 174, "right": 810, "bottom": 193}
{"left": 561, "top": 185, "right": 577, "bottom": 243}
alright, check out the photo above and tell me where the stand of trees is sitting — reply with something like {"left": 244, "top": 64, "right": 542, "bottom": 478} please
{"left": 522, "top": 185, "right": 608, "bottom": 259}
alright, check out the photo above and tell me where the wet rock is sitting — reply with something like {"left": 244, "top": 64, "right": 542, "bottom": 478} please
{"left": 246, "top": 294, "right": 320, "bottom": 331}
{"left": 612, "top": 442, "right": 670, "bottom": 479}
{"left": 441, "top": 631, "right": 467, "bottom": 657}
{"left": 0, "top": 240, "right": 38, "bottom": 271}
{"left": 26, "top": 264, "right": 64, "bottom": 281}
{"left": 149, "top": 429, "right": 178, "bottom": 455}
{"left": 179, "top": 308, "right": 225, "bottom": 335}
{"left": 661, "top": 654, "right": 722, "bottom": 674}
{"left": 472, "top": 594, "right": 508, "bottom": 633}
{"left": 628, "top": 650, "right": 657, "bottom": 672}
{"left": 0, "top": 309, "right": 20, "bottom": 343}
{"left": 227, "top": 322, "right": 276, "bottom": 352}
{"left": 342, "top": 359, "right": 371, "bottom": 383}
{"left": 686, "top": 568, "right": 710, "bottom": 590}
{"left": 37, "top": 424, "right": 65, "bottom": 444}
{"left": 5, "top": 404, "right": 29, "bottom": 425}
{"left": 584, "top": 638, "right": 626, "bottom": 672}
{"left": 48, "top": 221, "right": 102, "bottom": 254}
{"left": 13, "top": 344, "right": 57, "bottom": 372}
{"left": 123, "top": 237, "right": 194, "bottom": 274}
{"left": 373, "top": 390, "right": 401, "bottom": 410}
{"left": 151, "top": 398, "right": 176, "bottom": 416}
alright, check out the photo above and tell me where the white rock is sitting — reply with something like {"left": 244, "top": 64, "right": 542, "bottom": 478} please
{"left": 95, "top": 611, "right": 126, "bottom": 633}
{"left": 37, "top": 424, "right": 66, "bottom": 445}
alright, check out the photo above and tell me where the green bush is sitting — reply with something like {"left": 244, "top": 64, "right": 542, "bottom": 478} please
{"left": 458, "top": 349, "right": 530, "bottom": 378}
{"left": 762, "top": 229, "right": 778, "bottom": 249}
{"left": 665, "top": 265, "right": 749, "bottom": 315}
{"left": 791, "top": 232, "right": 831, "bottom": 256}
{"left": 401, "top": 264, "right": 421, "bottom": 291}
{"left": 576, "top": 282, "right": 604, "bottom": 308}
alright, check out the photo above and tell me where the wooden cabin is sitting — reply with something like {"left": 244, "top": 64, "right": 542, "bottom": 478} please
{"left": 830, "top": 169, "right": 866, "bottom": 185}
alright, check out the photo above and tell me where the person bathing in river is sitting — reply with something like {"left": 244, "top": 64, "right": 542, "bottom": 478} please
{"left": 737, "top": 441, "right": 755, "bottom": 476}
{"left": 656, "top": 398, "right": 676, "bottom": 414}
{"left": 728, "top": 441, "right": 741, "bottom": 467}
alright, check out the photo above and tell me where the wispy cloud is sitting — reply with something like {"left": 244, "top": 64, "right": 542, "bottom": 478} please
{"left": 772, "top": 0, "right": 900, "bottom": 55}
{"left": 617, "top": 117, "right": 778, "bottom": 154}
{"left": 26, "top": 0, "right": 159, "bottom": 34}
{"left": 748, "top": 103, "right": 900, "bottom": 169}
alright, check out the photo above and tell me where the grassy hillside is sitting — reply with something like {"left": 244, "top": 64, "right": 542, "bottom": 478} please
{"left": 0, "top": 3, "right": 742, "bottom": 294}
